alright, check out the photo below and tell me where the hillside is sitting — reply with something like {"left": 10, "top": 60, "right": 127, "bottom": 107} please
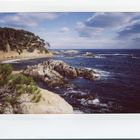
{"left": 0, "top": 27, "right": 52, "bottom": 60}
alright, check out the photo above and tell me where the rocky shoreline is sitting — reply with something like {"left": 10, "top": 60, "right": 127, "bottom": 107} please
{"left": 0, "top": 57, "right": 98, "bottom": 114}
{"left": 23, "top": 59, "right": 98, "bottom": 88}
{"left": 0, "top": 61, "right": 74, "bottom": 114}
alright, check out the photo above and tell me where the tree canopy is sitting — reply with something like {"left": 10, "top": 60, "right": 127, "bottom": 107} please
{"left": 0, "top": 27, "right": 49, "bottom": 54}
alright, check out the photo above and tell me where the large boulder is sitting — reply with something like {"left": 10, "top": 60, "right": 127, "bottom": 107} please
{"left": 0, "top": 87, "right": 73, "bottom": 114}
{"left": 17, "top": 88, "right": 73, "bottom": 114}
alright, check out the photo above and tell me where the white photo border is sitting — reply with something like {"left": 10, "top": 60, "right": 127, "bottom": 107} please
{"left": 0, "top": 0, "right": 140, "bottom": 139}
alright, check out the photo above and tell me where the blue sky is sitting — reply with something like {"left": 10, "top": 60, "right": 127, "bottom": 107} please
{"left": 0, "top": 12, "right": 140, "bottom": 49}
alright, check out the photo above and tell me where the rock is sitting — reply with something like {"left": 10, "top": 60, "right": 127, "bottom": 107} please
{"left": 52, "top": 50, "right": 79, "bottom": 56}
{"left": 3, "top": 103, "right": 14, "bottom": 114}
{"left": 43, "top": 68, "right": 65, "bottom": 87}
{"left": 18, "top": 88, "right": 73, "bottom": 114}
{"left": 0, "top": 86, "right": 73, "bottom": 114}
{"left": 52, "top": 50, "right": 60, "bottom": 55}
{"left": 76, "top": 68, "right": 96, "bottom": 80}
{"left": 83, "top": 52, "right": 94, "bottom": 57}
{"left": 64, "top": 50, "right": 79, "bottom": 54}
{"left": 83, "top": 69, "right": 96, "bottom": 80}
{"left": 23, "top": 59, "right": 97, "bottom": 87}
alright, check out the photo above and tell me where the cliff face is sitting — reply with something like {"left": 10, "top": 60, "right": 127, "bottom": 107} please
{"left": 0, "top": 27, "right": 51, "bottom": 60}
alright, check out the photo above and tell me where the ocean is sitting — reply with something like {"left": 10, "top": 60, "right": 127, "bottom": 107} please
{"left": 9, "top": 49, "right": 140, "bottom": 113}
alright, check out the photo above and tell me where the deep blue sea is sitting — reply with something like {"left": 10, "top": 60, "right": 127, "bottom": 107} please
{"left": 10, "top": 49, "right": 140, "bottom": 113}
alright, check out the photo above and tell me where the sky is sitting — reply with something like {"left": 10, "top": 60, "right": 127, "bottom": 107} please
{"left": 0, "top": 12, "right": 140, "bottom": 49}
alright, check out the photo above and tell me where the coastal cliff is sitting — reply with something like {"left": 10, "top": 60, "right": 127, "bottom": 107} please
{"left": 0, "top": 27, "right": 73, "bottom": 114}
{"left": 0, "top": 27, "right": 52, "bottom": 61}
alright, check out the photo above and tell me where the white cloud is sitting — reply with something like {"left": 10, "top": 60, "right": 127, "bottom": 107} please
{"left": 76, "top": 22, "right": 104, "bottom": 38}
{"left": 59, "top": 27, "right": 69, "bottom": 33}
{"left": 0, "top": 13, "right": 63, "bottom": 28}
{"left": 42, "top": 29, "right": 122, "bottom": 49}
{"left": 74, "top": 13, "right": 140, "bottom": 49}
{"left": 85, "top": 13, "right": 134, "bottom": 28}
{"left": 1, "top": 12, "right": 140, "bottom": 49}
{"left": 76, "top": 13, "right": 140, "bottom": 38}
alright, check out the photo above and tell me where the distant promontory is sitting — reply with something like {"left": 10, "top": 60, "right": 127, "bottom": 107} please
{"left": 0, "top": 27, "right": 52, "bottom": 61}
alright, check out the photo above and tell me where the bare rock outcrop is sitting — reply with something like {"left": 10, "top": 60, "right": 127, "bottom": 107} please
{"left": 0, "top": 87, "right": 73, "bottom": 114}
{"left": 17, "top": 88, "right": 73, "bottom": 114}
{"left": 23, "top": 60, "right": 97, "bottom": 87}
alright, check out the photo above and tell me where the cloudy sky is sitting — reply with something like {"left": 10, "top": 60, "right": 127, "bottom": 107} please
{"left": 0, "top": 12, "right": 140, "bottom": 49}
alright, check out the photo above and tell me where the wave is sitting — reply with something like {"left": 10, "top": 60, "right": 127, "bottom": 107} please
{"left": 85, "top": 67, "right": 111, "bottom": 79}
{"left": 94, "top": 54, "right": 140, "bottom": 60}
{"left": 132, "top": 56, "right": 140, "bottom": 59}
{"left": 94, "top": 55, "right": 106, "bottom": 59}
{"left": 80, "top": 97, "right": 108, "bottom": 109}
{"left": 63, "top": 86, "right": 112, "bottom": 113}
{"left": 80, "top": 98, "right": 100, "bottom": 105}
{"left": 98, "top": 53, "right": 133, "bottom": 56}
{"left": 64, "top": 89, "right": 87, "bottom": 96}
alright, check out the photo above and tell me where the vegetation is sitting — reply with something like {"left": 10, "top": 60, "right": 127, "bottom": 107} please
{"left": 0, "top": 64, "right": 41, "bottom": 107}
{"left": 0, "top": 27, "right": 50, "bottom": 54}
{"left": 0, "top": 64, "right": 13, "bottom": 86}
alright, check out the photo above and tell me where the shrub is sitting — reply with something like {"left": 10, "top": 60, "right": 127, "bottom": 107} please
{"left": 0, "top": 64, "right": 13, "bottom": 86}
{"left": 45, "top": 49, "right": 49, "bottom": 54}
{"left": 9, "top": 73, "right": 36, "bottom": 86}
{"left": 9, "top": 73, "right": 41, "bottom": 102}
{"left": 31, "top": 93, "right": 42, "bottom": 103}
{"left": 0, "top": 64, "right": 41, "bottom": 104}
{"left": 8, "top": 73, "right": 40, "bottom": 95}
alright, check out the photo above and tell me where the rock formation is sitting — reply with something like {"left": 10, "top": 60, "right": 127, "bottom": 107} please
{"left": 0, "top": 87, "right": 73, "bottom": 114}
{"left": 23, "top": 60, "right": 98, "bottom": 87}
{"left": 17, "top": 88, "right": 73, "bottom": 114}
{"left": 83, "top": 52, "right": 94, "bottom": 57}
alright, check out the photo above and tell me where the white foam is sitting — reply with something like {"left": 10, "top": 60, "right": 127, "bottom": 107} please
{"left": 94, "top": 55, "right": 106, "bottom": 59}
{"left": 98, "top": 53, "right": 133, "bottom": 56}
{"left": 87, "top": 98, "right": 100, "bottom": 105}
{"left": 99, "top": 103, "right": 108, "bottom": 108}
{"left": 74, "top": 110, "right": 84, "bottom": 114}
{"left": 80, "top": 98, "right": 100, "bottom": 106}
{"left": 85, "top": 67, "right": 110, "bottom": 79}
{"left": 132, "top": 56, "right": 140, "bottom": 59}
{"left": 80, "top": 98, "right": 109, "bottom": 109}
{"left": 94, "top": 69, "right": 110, "bottom": 78}
{"left": 65, "top": 90, "right": 87, "bottom": 96}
